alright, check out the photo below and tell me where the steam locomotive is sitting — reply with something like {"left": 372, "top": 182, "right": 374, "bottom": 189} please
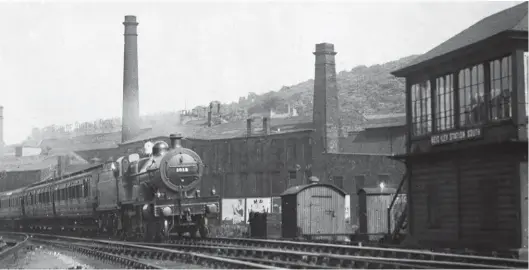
{"left": 0, "top": 133, "right": 220, "bottom": 242}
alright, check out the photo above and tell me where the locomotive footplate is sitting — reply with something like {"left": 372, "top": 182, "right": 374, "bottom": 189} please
{"left": 153, "top": 196, "right": 220, "bottom": 218}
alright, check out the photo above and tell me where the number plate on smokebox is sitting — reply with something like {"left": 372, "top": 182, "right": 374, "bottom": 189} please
{"left": 173, "top": 167, "right": 190, "bottom": 173}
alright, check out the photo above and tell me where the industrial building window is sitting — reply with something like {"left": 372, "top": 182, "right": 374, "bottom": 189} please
{"left": 304, "top": 138, "right": 312, "bottom": 164}
{"left": 226, "top": 142, "right": 232, "bottom": 165}
{"left": 255, "top": 141, "right": 263, "bottom": 162}
{"left": 257, "top": 172, "right": 270, "bottom": 196}
{"left": 240, "top": 142, "right": 248, "bottom": 166}
{"left": 287, "top": 139, "right": 297, "bottom": 161}
{"left": 271, "top": 171, "right": 284, "bottom": 195}
{"left": 411, "top": 80, "right": 432, "bottom": 136}
{"left": 288, "top": 171, "right": 297, "bottom": 188}
{"left": 272, "top": 139, "right": 283, "bottom": 162}
{"left": 426, "top": 183, "right": 440, "bottom": 228}
{"left": 354, "top": 175, "right": 366, "bottom": 192}
{"left": 459, "top": 64, "right": 486, "bottom": 126}
{"left": 490, "top": 55, "right": 512, "bottom": 121}
{"left": 434, "top": 74, "right": 455, "bottom": 131}
{"left": 224, "top": 173, "right": 242, "bottom": 197}
{"left": 246, "top": 173, "right": 257, "bottom": 196}
{"left": 333, "top": 176, "right": 344, "bottom": 189}
{"left": 378, "top": 174, "right": 390, "bottom": 188}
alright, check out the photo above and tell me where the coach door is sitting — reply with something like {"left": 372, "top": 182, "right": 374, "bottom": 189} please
{"left": 21, "top": 197, "right": 25, "bottom": 217}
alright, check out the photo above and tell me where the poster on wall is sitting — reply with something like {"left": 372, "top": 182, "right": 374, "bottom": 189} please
{"left": 345, "top": 195, "right": 351, "bottom": 224}
{"left": 221, "top": 198, "right": 246, "bottom": 225}
{"left": 271, "top": 197, "right": 282, "bottom": 214}
{"left": 245, "top": 197, "right": 272, "bottom": 223}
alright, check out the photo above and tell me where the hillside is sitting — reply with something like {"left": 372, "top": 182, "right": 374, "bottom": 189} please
{"left": 27, "top": 54, "right": 417, "bottom": 142}
{"left": 197, "top": 54, "right": 418, "bottom": 122}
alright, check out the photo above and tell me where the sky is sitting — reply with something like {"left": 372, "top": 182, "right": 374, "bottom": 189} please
{"left": 0, "top": 0, "right": 523, "bottom": 145}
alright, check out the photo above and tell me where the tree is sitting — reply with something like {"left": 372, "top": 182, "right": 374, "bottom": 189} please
{"left": 262, "top": 96, "right": 280, "bottom": 111}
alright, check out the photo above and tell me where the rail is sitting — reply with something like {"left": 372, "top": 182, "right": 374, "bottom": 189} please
{"left": 166, "top": 237, "right": 529, "bottom": 269}
{"left": 387, "top": 170, "right": 408, "bottom": 236}
{"left": 0, "top": 232, "right": 29, "bottom": 261}
{"left": 28, "top": 233, "right": 276, "bottom": 269}
{"left": 138, "top": 242, "right": 515, "bottom": 269}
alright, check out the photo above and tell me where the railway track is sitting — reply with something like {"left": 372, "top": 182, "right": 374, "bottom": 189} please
{"left": 162, "top": 237, "right": 529, "bottom": 269}
{"left": 25, "top": 233, "right": 277, "bottom": 269}
{"left": 3, "top": 231, "right": 528, "bottom": 269}
{"left": 0, "top": 232, "right": 29, "bottom": 261}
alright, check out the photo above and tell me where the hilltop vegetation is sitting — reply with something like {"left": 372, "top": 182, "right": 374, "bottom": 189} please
{"left": 204, "top": 54, "right": 417, "bottom": 121}
{"left": 27, "top": 55, "right": 417, "bottom": 142}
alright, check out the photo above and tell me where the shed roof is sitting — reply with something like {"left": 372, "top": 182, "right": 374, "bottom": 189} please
{"left": 280, "top": 183, "right": 346, "bottom": 197}
{"left": 392, "top": 2, "right": 528, "bottom": 77}
{"left": 358, "top": 187, "right": 398, "bottom": 195}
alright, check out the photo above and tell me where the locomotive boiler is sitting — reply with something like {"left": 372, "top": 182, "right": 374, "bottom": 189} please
{"left": 115, "top": 133, "right": 220, "bottom": 241}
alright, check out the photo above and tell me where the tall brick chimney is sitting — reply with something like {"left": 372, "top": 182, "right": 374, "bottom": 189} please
{"left": 121, "top": 15, "right": 140, "bottom": 143}
{"left": 311, "top": 43, "right": 342, "bottom": 182}
{"left": 0, "top": 106, "right": 4, "bottom": 148}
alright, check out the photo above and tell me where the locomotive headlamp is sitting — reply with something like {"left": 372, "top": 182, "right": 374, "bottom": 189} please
{"left": 142, "top": 204, "right": 152, "bottom": 218}
{"left": 156, "top": 191, "right": 162, "bottom": 198}
{"left": 110, "top": 162, "right": 116, "bottom": 171}
{"left": 210, "top": 188, "right": 216, "bottom": 196}
{"left": 162, "top": 206, "right": 172, "bottom": 217}
{"left": 195, "top": 189, "right": 201, "bottom": 198}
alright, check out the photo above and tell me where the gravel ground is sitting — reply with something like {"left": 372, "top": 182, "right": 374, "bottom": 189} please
{"left": 0, "top": 245, "right": 122, "bottom": 269}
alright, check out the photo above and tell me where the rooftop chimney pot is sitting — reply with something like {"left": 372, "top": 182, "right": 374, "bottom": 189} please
{"left": 263, "top": 117, "right": 270, "bottom": 135}
{"left": 246, "top": 118, "right": 252, "bottom": 137}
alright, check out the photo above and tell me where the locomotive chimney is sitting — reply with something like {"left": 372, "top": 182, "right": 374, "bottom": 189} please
{"left": 207, "top": 111, "right": 212, "bottom": 127}
{"left": 246, "top": 118, "right": 252, "bottom": 137}
{"left": 169, "top": 133, "right": 183, "bottom": 149}
{"left": 121, "top": 15, "right": 140, "bottom": 143}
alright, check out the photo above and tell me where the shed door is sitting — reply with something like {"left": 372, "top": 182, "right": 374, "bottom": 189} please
{"left": 310, "top": 195, "right": 334, "bottom": 235}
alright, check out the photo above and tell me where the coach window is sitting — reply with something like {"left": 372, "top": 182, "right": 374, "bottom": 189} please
{"left": 434, "top": 74, "right": 455, "bottom": 131}
{"left": 83, "top": 179, "right": 89, "bottom": 198}
{"left": 489, "top": 55, "right": 512, "bottom": 121}
{"left": 411, "top": 80, "right": 432, "bottom": 136}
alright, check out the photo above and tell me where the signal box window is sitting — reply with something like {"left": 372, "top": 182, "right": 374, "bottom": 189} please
{"left": 411, "top": 80, "right": 432, "bottom": 136}
{"left": 459, "top": 64, "right": 486, "bottom": 126}
{"left": 434, "top": 74, "right": 455, "bottom": 131}
{"left": 489, "top": 55, "right": 512, "bottom": 121}
{"left": 523, "top": 52, "right": 529, "bottom": 116}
